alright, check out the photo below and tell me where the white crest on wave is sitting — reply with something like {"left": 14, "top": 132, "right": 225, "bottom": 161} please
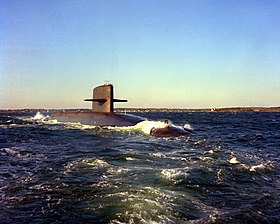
{"left": 32, "top": 112, "right": 49, "bottom": 121}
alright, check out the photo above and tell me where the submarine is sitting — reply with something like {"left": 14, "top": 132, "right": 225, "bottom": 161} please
{"left": 52, "top": 83, "right": 191, "bottom": 137}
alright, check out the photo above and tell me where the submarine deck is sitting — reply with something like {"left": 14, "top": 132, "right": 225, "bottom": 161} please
{"left": 52, "top": 111, "right": 145, "bottom": 127}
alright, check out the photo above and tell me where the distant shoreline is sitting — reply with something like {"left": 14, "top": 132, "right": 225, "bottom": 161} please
{"left": 115, "top": 107, "right": 280, "bottom": 113}
{"left": 1, "top": 106, "right": 280, "bottom": 113}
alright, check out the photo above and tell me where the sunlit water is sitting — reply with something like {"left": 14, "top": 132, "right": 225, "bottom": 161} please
{"left": 0, "top": 112, "right": 279, "bottom": 223}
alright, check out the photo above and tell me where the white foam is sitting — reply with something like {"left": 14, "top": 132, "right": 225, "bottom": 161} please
{"left": 249, "top": 164, "right": 266, "bottom": 172}
{"left": 125, "top": 157, "right": 139, "bottom": 161}
{"left": 161, "top": 168, "right": 188, "bottom": 181}
{"left": 136, "top": 120, "right": 169, "bottom": 134}
{"left": 150, "top": 152, "right": 166, "bottom": 158}
{"left": 80, "top": 124, "right": 98, "bottom": 129}
{"left": 183, "top": 123, "right": 193, "bottom": 130}
{"left": 107, "top": 186, "right": 180, "bottom": 223}
{"left": 32, "top": 112, "right": 48, "bottom": 121}
{"left": 81, "top": 159, "right": 109, "bottom": 167}
{"left": 63, "top": 158, "right": 110, "bottom": 174}
{"left": 105, "top": 120, "right": 170, "bottom": 135}
{"left": 1, "top": 147, "right": 21, "bottom": 157}
{"left": 199, "top": 156, "right": 214, "bottom": 162}
{"left": 229, "top": 157, "right": 240, "bottom": 164}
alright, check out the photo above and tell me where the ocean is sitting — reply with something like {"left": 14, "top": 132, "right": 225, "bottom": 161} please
{"left": 0, "top": 112, "right": 279, "bottom": 223}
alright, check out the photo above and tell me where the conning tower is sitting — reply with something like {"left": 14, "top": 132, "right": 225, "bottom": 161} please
{"left": 84, "top": 83, "right": 127, "bottom": 113}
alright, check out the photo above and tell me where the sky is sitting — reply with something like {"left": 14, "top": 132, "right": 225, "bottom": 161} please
{"left": 1, "top": 0, "right": 280, "bottom": 109}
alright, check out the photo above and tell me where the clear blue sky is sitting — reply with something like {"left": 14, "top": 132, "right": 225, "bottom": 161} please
{"left": 1, "top": 0, "right": 280, "bottom": 109}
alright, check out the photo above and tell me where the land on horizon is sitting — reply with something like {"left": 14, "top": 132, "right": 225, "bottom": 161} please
{"left": 1, "top": 106, "right": 280, "bottom": 113}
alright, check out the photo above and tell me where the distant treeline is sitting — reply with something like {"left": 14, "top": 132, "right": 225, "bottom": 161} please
{"left": 115, "top": 107, "right": 280, "bottom": 113}
{"left": 1, "top": 107, "right": 280, "bottom": 113}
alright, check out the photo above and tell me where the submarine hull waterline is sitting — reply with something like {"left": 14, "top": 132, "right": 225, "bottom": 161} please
{"left": 52, "top": 111, "right": 145, "bottom": 127}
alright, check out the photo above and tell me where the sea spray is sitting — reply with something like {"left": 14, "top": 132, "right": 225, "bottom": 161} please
{"left": 32, "top": 112, "right": 47, "bottom": 121}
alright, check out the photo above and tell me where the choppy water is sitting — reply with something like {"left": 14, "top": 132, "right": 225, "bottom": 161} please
{"left": 0, "top": 112, "right": 279, "bottom": 223}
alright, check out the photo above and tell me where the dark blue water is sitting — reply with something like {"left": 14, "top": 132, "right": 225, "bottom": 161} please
{"left": 0, "top": 112, "right": 279, "bottom": 223}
